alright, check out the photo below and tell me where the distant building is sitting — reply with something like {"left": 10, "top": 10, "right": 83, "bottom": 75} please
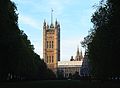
{"left": 72, "top": 46, "right": 83, "bottom": 61}
{"left": 58, "top": 61, "right": 83, "bottom": 78}
{"left": 58, "top": 47, "right": 83, "bottom": 78}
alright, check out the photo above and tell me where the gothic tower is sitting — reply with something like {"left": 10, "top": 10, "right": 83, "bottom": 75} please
{"left": 75, "top": 46, "right": 83, "bottom": 61}
{"left": 43, "top": 11, "right": 60, "bottom": 73}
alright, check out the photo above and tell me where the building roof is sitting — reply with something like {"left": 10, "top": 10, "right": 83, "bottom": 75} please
{"left": 58, "top": 61, "right": 83, "bottom": 67}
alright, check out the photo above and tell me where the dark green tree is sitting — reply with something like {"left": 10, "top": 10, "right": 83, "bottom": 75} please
{"left": 72, "top": 71, "right": 80, "bottom": 80}
{"left": 46, "top": 69, "right": 56, "bottom": 80}
{"left": 0, "top": 0, "right": 56, "bottom": 81}
{"left": 81, "top": 0, "right": 120, "bottom": 80}
{"left": 0, "top": 0, "right": 10, "bottom": 80}
{"left": 57, "top": 70, "right": 64, "bottom": 80}
{"left": 0, "top": 0, "right": 37, "bottom": 80}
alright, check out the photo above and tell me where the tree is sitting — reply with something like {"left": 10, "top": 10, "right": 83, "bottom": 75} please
{"left": 81, "top": 0, "right": 120, "bottom": 80}
{"left": 46, "top": 69, "right": 56, "bottom": 80}
{"left": 57, "top": 70, "right": 64, "bottom": 80}
{"left": 0, "top": 0, "right": 10, "bottom": 80}
{"left": 72, "top": 71, "right": 80, "bottom": 80}
{"left": 0, "top": 0, "right": 57, "bottom": 81}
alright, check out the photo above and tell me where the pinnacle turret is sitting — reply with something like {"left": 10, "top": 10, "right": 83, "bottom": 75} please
{"left": 43, "top": 20, "right": 46, "bottom": 26}
{"left": 77, "top": 45, "right": 80, "bottom": 56}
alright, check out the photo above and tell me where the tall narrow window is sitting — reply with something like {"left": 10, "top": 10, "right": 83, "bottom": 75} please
{"left": 52, "top": 56, "right": 54, "bottom": 62}
{"left": 52, "top": 41, "right": 53, "bottom": 48}
{"left": 49, "top": 41, "right": 51, "bottom": 48}
{"left": 49, "top": 56, "right": 51, "bottom": 63}
{"left": 47, "top": 41, "right": 48, "bottom": 48}
{"left": 47, "top": 56, "right": 48, "bottom": 63}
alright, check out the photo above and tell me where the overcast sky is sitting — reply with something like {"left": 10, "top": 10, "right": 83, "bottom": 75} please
{"left": 11, "top": 0, "right": 100, "bottom": 61}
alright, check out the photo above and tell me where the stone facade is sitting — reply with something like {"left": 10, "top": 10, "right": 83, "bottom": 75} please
{"left": 43, "top": 19, "right": 60, "bottom": 73}
{"left": 58, "top": 47, "right": 83, "bottom": 78}
{"left": 58, "top": 61, "right": 83, "bottom": 78}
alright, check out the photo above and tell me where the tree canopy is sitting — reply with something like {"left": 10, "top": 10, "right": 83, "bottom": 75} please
{"left": 81, "top": 0, "right": 120, "bottom": 80}
{"left": 0, "top": 0, "right": 56, "bottom": 81}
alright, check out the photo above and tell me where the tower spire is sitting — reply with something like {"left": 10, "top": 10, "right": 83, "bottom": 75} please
{"left": 51, "top": 8, "right": 53, "bottom": 25}
{"left": 77, "top": 45, "right": 79, "bottom": 55}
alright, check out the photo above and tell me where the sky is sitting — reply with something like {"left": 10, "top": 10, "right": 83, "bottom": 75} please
{"left": 11, "top": 0, "right": 100, "bottom": 61}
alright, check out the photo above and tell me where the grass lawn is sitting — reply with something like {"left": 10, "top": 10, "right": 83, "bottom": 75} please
{"left": 0, "top": 80, "right": 120, "bottom": 88}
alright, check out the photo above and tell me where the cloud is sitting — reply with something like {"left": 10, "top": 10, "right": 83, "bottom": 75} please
{"left": 19, "top": 15, "right": 41, "bottom": 30}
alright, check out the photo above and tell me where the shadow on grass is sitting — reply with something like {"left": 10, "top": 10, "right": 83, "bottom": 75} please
{"left": 0, "top": 80, "right": 120, "bottom": 88}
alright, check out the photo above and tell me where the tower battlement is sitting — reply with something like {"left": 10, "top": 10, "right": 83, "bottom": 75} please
{"left": 43, "top": 20, "right": 60, "bottom": 29}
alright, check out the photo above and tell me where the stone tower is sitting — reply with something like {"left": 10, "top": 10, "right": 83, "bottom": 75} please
{"left": 43, "top": 11, "right": 60, "bottom": 73}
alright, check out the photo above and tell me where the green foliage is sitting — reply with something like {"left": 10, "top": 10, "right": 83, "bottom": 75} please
{"left": 81, "top": 0, "right": 120, "bottom": 80}
{"left": 72, "top": 71, "right": 80, "bottom": 80}
{"left": 57, "top": 70, "right": 64, "bottom": 80}
{"left": 8, "top": 1, "right": 18, "bottom": 25}
{"left": 0, "top": 0, "right": 56, "bottom": 81}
